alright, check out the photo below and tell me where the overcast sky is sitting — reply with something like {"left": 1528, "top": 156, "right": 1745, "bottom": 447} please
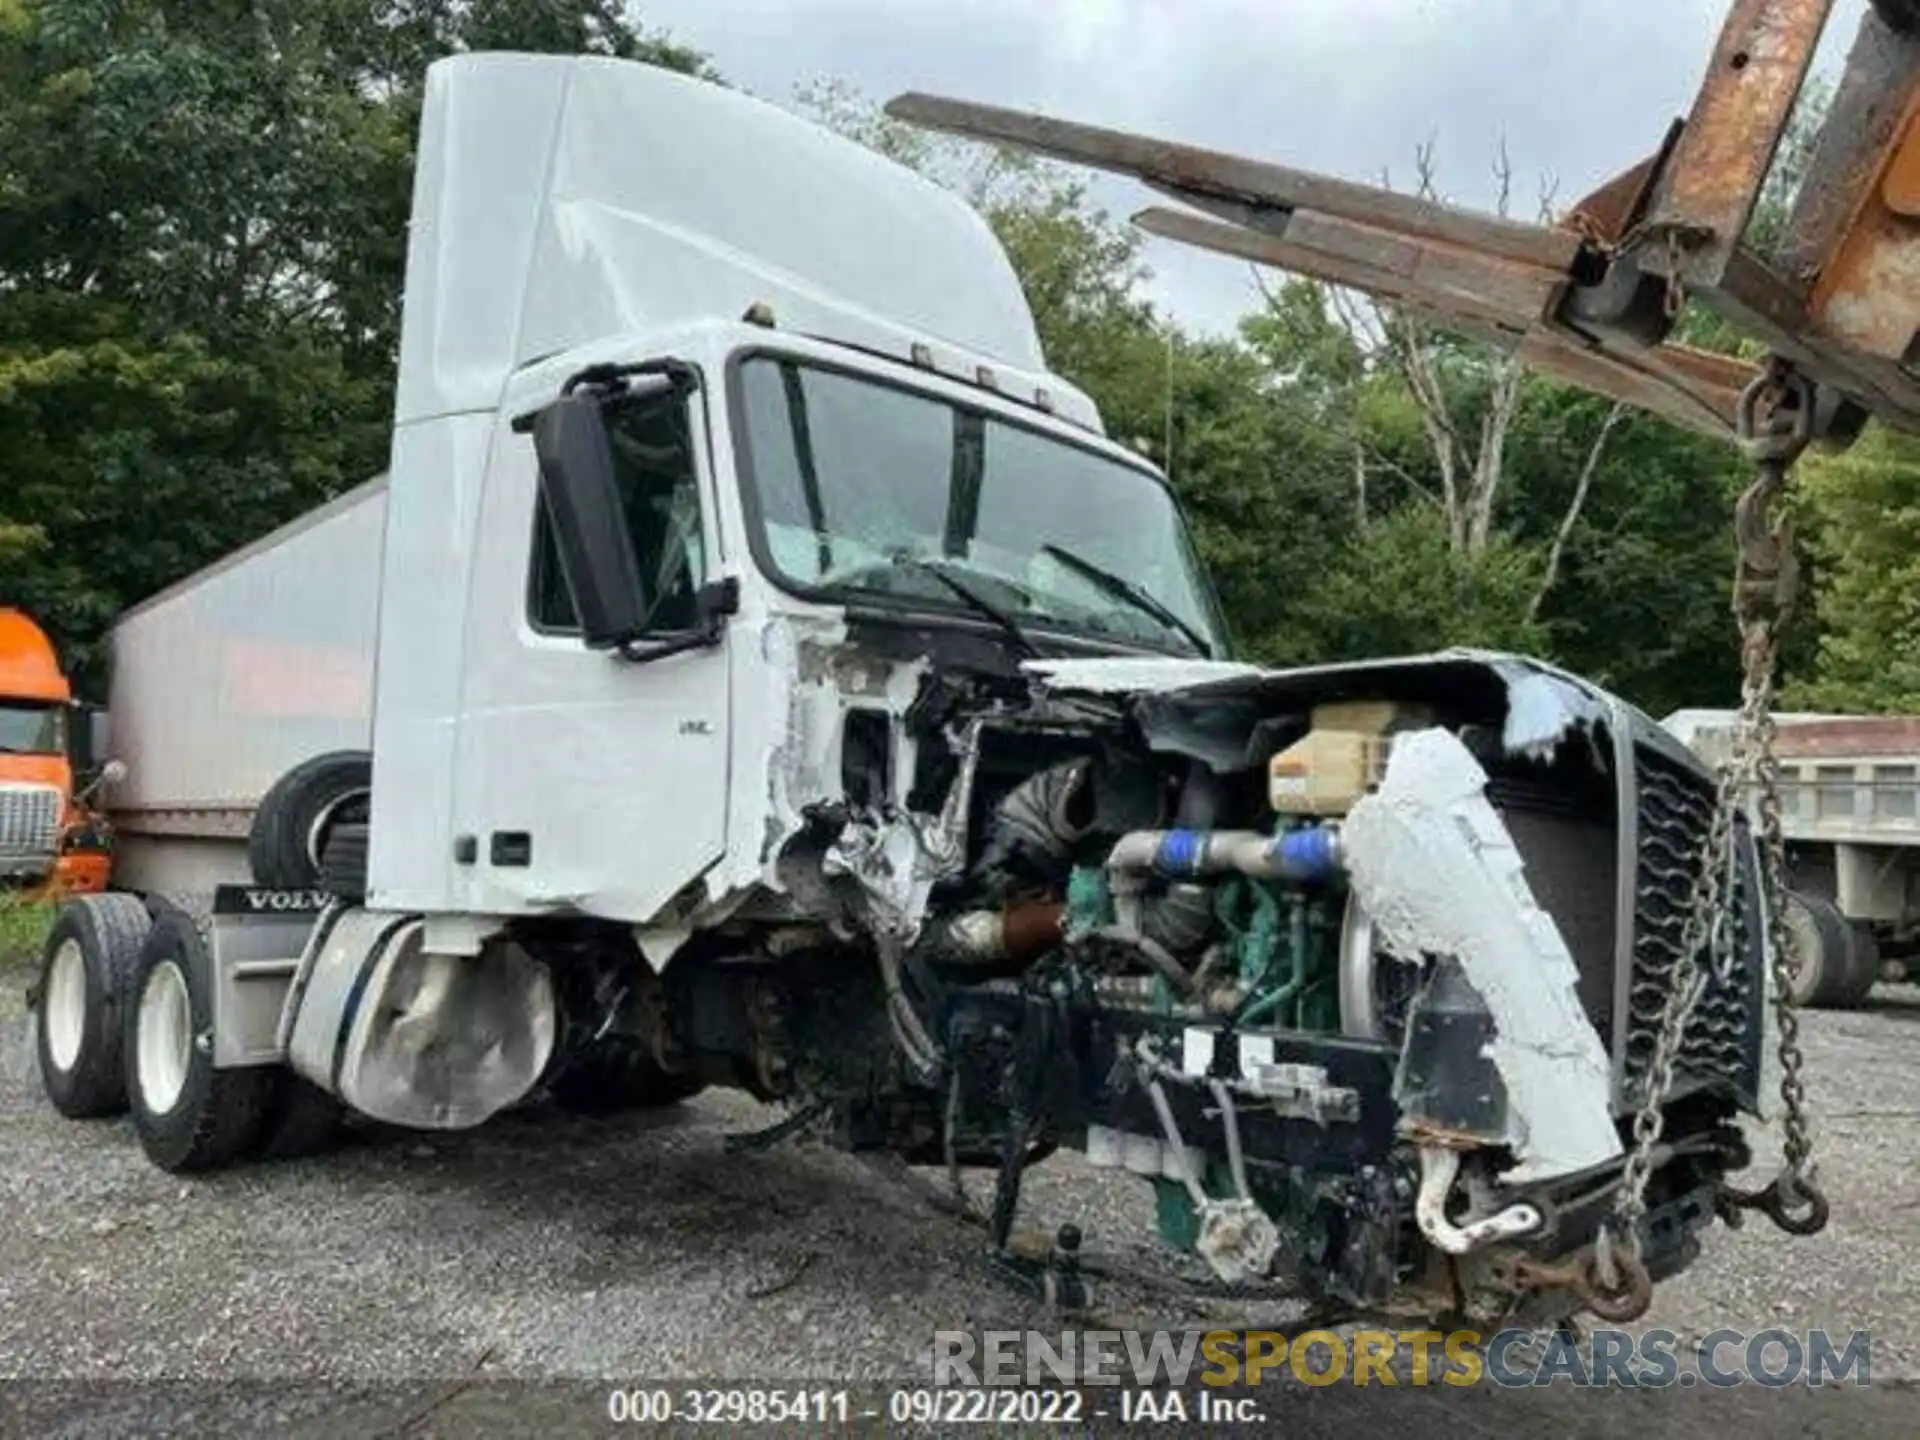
{"left": 643, "top": 0, "right": 1869, "bottom": 334}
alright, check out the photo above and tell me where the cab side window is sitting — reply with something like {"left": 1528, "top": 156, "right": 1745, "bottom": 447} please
{"left": 529, "top": 386, "right": 706, "bottom": 633}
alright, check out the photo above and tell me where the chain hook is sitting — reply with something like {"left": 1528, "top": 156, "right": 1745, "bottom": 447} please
{"left": 1733, "top": 362, "right": 1815, "bottom": 462}
{"left": 1511, "top": 1241, "right": 1655, "bottom": 1324}
{"left": 1661, "top": 227, "right": 1693, "bottom": 321}
{"left": 1579, "top": 1246, "right": 1655, "bottom": 1324}
{"left": 1599, "top": 356, "right": 1828, "bottom": 1287}
{"left": 1731, "top": 365, "right": 1812, "bottom": 626}
{"left": 1720, "top": 1173, "right": 1830, "bottom": 1237}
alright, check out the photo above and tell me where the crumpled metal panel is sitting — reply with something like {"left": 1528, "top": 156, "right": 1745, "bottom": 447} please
{"left": 1344, "top": 728, "right": 1622, "bottom": 1184}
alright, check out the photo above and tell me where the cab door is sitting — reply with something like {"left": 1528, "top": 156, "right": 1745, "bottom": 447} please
{"left": 447, "top": 368, "right": 730, "bottom": 921}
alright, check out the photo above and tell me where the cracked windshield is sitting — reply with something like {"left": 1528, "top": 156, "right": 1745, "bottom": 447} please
{"left": 735, "top": 357, "right": 1225, "bottom": 655}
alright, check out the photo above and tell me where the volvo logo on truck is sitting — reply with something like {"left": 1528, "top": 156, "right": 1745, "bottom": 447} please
{"left": 214, "top": 886, "right": 333, "bottom": 915}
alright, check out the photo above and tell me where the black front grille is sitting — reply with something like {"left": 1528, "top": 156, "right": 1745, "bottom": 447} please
{"left": 1624, "top": 748, "right": 1764, "bottom": 1107}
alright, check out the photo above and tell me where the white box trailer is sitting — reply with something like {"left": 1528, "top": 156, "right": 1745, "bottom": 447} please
{"left": 105, "top": 479, "right": 386, "bottom": 895}
{"left": 30, "top": 51, "right": 1782, "bottom": 1325}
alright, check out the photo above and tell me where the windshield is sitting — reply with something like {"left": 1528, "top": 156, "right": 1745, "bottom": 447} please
{"left": 0, "top": 701, "right": 63, "bottom": 756}
{"left": 733, "top": 356, "right": 1227, "bottom": 656}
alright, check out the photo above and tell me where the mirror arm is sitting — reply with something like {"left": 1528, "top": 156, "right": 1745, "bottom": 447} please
{"left": 564, "top": 357, "right": 699, "bottom": 398}
{"left": 74, "top": 759, "right": 126, "bottom": 806}
{"left": 511, "top": 359, "right": 700, "bottom": 433}
{"left": 616, "top": 578, "right": 741, "bottom": 665}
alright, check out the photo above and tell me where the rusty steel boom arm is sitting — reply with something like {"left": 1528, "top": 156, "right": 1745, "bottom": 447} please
{"left": 889, "top": 0, "right": 1920, "bottom": 446}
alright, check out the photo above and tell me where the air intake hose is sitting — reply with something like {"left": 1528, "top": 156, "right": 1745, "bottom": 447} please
{"left": 1107, "top": 826, "right": 1344, "bottom": 884}
{"left": 972, "top": 760, "right": 1095, "bottom": 888}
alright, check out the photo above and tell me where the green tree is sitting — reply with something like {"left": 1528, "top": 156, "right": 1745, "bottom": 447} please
{"left": 1508, "top": 385, "right": 1750, "bottom": 712}
{"left": 0, "top": 0, "right": 706, "bottom": 684}
{"left": 1786, "top": 425, "right": 1920, "bottom": 711}
{"left": 1286, "top": 508, "right": 1549, "bottom": 659}
{"left": 1228, "top": 157, "right": 1764, "bottom": 713}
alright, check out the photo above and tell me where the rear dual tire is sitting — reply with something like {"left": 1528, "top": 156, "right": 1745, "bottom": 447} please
{"left": 125, "top": 909, "right": 274, "bottom": 1172}
{"left": 40, "top": 896, "right": 344, "bottom": 1171}
{"left": 123, "top": 908, "right": 346, "bottom": 1170}
{"left": 35, "top": 895, "right": 152, "bottom": 1118}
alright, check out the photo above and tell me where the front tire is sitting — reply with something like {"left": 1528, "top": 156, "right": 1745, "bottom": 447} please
{"left": 550, "top": 1038, "right": 705, "bottom": 1115}
{"left": 35, "top": 895, "right": 152, "bottom": 1119}
{"left": 125, "top": 909, "right": 272, "bottom": 1172}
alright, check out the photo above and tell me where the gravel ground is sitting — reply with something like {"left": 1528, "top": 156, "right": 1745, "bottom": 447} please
{"left": 2, "top": 955, "right": 1917, "bottom": 1435}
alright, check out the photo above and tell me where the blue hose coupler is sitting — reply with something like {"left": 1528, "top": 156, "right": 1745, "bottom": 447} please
{"left": 1155, "top": 829, "right": 1205, "bottom": 877}
{"left": 1269, "top": 825, "right": 1342, "bottom": 881}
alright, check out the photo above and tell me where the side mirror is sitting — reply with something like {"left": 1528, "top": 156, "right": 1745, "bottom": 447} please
{"left": 526, "top": 393, "right": 649, "bottom": 650}
{"left": 86, "top": 707, "right": 111, "bottom": 771}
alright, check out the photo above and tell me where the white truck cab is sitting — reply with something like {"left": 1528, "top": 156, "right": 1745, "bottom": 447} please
{"left": 367, "top": 54, "right": 1223, "bottom": 928}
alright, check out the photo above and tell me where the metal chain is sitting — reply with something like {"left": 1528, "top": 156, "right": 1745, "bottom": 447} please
{"left": 1596, "top": 362, "right": 1828, "bottom": 1308}
{"left": 1751, "top": 644, "right": 1820, "bottom": 1195}
{"left": 1719, "top": 363, "right": 1829, "bottom": 1238}
{"left": 1662, "top": 229, "right": 1687, "bottom": 321}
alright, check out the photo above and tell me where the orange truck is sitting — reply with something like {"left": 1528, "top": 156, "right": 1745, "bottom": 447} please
{"left": 0, "top": 608, "right": 113, "bottom": 897}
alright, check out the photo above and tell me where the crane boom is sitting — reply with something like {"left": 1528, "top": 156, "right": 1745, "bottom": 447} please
{"left": 890, "top": 0, "right": 1920, "bottom": 446}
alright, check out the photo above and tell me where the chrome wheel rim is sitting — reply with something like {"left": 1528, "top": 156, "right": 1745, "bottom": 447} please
{"left": 43, "top": 939, "right": 87, "bottom": 1073}
{"left": 136, "top": 960, "right": 193, "bottom": 1115}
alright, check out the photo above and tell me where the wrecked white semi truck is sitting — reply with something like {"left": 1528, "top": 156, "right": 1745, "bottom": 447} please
{"left": 33, "top": 53, "right": 1767, "bottom": 1326}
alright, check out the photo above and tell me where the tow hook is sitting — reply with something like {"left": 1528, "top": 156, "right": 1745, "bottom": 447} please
{"left": 1412, "top": 1145, "right": 1543, "bottom": 1255}
{"left": 1578, "top": 1249, "right": 1655, "bottom": 1323}
{"left": 1507, "top": 1247, "right": 1656, "bottom": 1324}
{"left": 1719, "top": 1175, "right": 1830, "bottom": 1237}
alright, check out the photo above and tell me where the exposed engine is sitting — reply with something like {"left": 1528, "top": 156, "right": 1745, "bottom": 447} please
{"left": 542, "top": 649, "right": 1762, "bottom": 1327}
